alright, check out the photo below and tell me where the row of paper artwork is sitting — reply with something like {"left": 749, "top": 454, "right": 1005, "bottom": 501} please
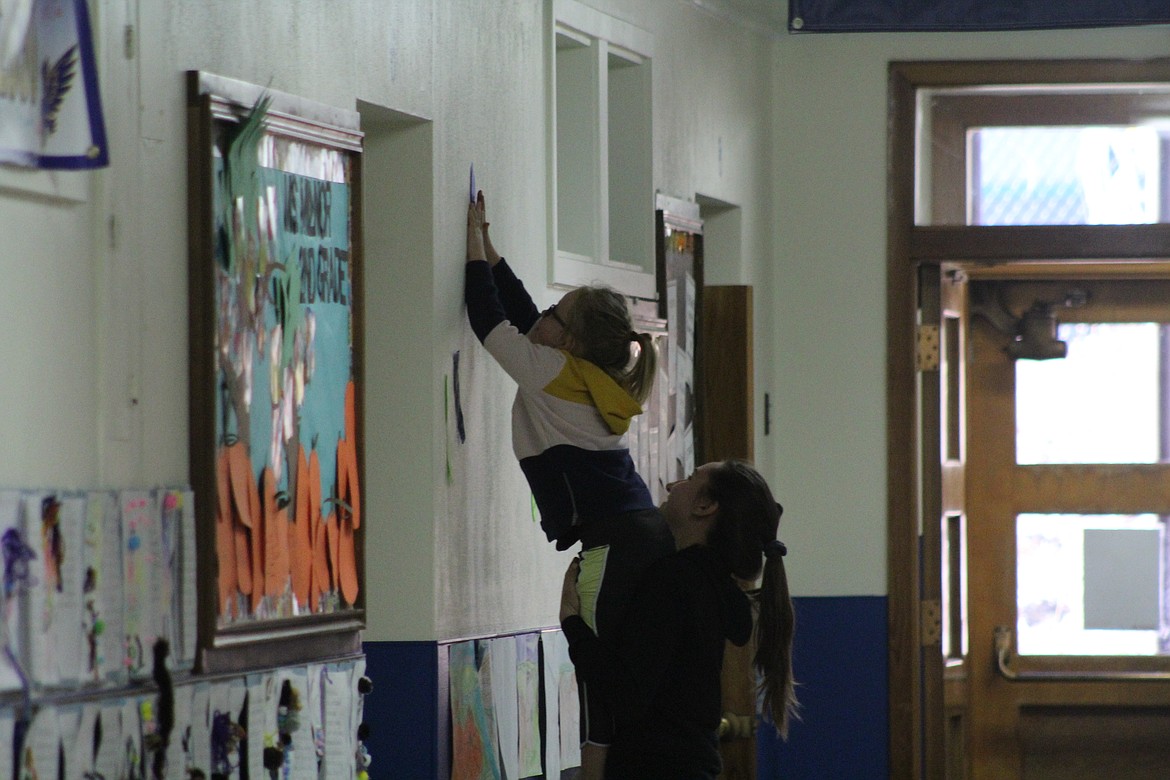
{"left": 0, "top": 656, "right": 367, "bottom": 779}
{"left": 0, "top": 488, "right": 196, "bottom": 688}
{"left": 0, "top": 480, "right": 363, "bottom": 688}
{"left": 449, "top": 631, "right": 581, "bottom": 780}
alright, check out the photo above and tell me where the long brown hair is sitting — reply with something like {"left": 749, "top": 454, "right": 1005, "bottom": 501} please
{"left": 704, "top": 459, "right": 800, "bottom": 737}
{"left": 562, "top": 286, "right": 658, "bottom": 404}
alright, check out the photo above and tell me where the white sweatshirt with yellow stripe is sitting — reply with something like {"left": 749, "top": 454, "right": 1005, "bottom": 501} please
{"left": 465, "top": 259, "right": 654, "bottom": 549}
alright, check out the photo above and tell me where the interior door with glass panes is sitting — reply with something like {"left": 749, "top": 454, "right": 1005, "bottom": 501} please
{"left": 963, "top": 275, "right": 1170, "bottom": 779}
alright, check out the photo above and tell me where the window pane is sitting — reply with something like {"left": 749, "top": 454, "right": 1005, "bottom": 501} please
{"left": 555, "top": 33, "right": 599, "bottom": 261}
{"left": 941, "top": 513, "right": 968, "bottom": 660}
{"left": 607, "top": 51, "right": 652, "bottom": 271}
{"left": 973, "top": 126, "right": 1161, "bottom": 226}
{"left": 1017, "top": 513, "right": 1165, "bottom": 656}
{"left": 1016, "top": 322, "right": 1161, "bottom": 465}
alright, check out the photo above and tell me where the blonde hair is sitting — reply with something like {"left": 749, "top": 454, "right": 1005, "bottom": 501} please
{"left": 562, "top": 286, "right": 658, "bottom": 404}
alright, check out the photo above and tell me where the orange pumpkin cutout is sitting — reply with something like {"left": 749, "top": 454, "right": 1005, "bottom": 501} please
{"left": 233, "top": 519, "right": 252, "bottom": 598}
{"left": 215, "top": 447, "right": 238, "bottom": 616}
{"left": 308, "top": 451, "right": 324, "bottom": 610}
{"left": 227, "top": 442, "right": 253, "bottom": 528}
{"left": 338, "top": 516, "right": 359, "bottom": 606}
{"left": 245, "top": 463, "right": 262, "bottom": 606}
{"left": 311, "top": 509, "right": 330, "bottom": 612}
{"left": 291, "top": 446, "right": 312, "bottom": 607}
{"left": 326, "top": 510, "right": 340, "bottom": 592}
{"left": 262, "top": 467, "right": 285, "bottom": 599}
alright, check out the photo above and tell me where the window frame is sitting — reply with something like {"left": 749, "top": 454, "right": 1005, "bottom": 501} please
{"left": 547, "top": 0, "right": 655, "bottom": 298}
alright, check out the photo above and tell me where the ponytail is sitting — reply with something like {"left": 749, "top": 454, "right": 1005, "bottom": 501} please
{"left": 705, "top": 460, "right": 800, "bottom": 739}
{"left": 756, "top": 548, "right": 799, "bottom": 738}
{"left": 624, "top": 331, "right": 658, "bottom": 405}
{"left": 562, "top": 286, "right": 658, "bottom": 404}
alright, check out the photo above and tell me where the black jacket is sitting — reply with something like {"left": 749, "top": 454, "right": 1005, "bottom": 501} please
{"left": 562, "top": 544, "right": 753, "bottom": 779}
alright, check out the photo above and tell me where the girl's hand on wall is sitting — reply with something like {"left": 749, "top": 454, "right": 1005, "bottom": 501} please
{"left": 467, "top": 191, "right": 486, "bottom": 262}
{"left": 480, "top": 191, "right": 502, "bottom": 267}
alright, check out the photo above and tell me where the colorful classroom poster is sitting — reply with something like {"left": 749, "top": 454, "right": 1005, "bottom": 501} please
{"left": 53, "top": 495, "right": 85, "bottom": 684}
{"left": 83, "top": 492, "right": 114, "bottom": 681}
{"left": 322, "top": 662, "right": 357, "bottom": 779}
{"left": 120, "top": 490, "right": 160, "bottom": 679}
{"left": 540, "top": 634, "right": 561, "bottom": 779}
{"left": 516, "top": 633, "right": 542, "bottom": 778}
{"left": 209, "top": 107, "right": 360, "bottom": 623}
{"left": 279, "top": 667, "right": 317, "bottom": 779}
{"left": 449, "top": 640, "right": 501, "bottom": 780}
{"left": 487, "top": 636, "right": 520, "bottom": 780}
{"left": 24, "top": 492, "right": 57, "bottom": 686}
{"left": 0, "top": 491, "right": 27, "bottom": 693}
{"left": 547, "top": 631, "right": 581, "bottom": 770}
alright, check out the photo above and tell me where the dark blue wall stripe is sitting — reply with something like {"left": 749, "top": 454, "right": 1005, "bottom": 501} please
{"left": 364, "top": 595, "right": 889, "bottom": 778}
{"left": 362, "top": 640, "right": 440, "bottom": 778}
{"left": 758, "top": 595, "right": 889, "bottom": 779}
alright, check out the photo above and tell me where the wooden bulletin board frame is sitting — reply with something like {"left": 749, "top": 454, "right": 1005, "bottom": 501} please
{"left": 187, "top": 71, "right": 365, "bottom": 673}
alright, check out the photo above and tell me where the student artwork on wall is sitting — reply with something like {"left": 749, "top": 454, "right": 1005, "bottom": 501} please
{"left": 441, "top": 631, "right": 590, "bottom": 780}
{"left": 654, "top": 195, "right": 704, "bottom": 491}
{"left": 187, "top": 71, "right": 365, "bottom": 672}
{"left": 449, "top": 640, "right": 502, "bottom": 780}
{"left": 0, "top": 485, "right": 197, "bottom": 698}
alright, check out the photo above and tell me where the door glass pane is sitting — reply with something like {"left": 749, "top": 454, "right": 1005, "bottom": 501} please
{"left": 1016, "top": 322, "right": 1162, "bottom": 465}
{"left": 973, "top": 126, "right": 1161, "bottom": 226}
{"left": 1017, "top": 513, "right": 1166, "bottom": 656}
{"left": 941, "top": 513, "right": 968, "bottom": 661}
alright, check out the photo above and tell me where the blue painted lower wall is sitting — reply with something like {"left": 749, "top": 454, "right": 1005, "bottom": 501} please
{"left": 362, "top": 640, "right": 441, "bottom": 778}
{"left": 363, "top": 595, "right": 889, "bottom": 778}
{"left": 759, "top": 595, "right": 889, "bottom": 779}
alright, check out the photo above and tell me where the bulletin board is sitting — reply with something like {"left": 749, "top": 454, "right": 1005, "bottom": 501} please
{"left": 654, "top": 195, "right": 704, "bottom": 489}
{"left": 186, "top": 72, "right": 365, "bottom": 673}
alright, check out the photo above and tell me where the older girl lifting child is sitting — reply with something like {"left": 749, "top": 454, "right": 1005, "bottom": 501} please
{"left": 561, "top": 459, "right": 800, "bottom": 779}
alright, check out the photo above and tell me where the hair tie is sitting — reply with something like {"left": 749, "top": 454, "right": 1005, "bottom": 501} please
{"left": 629, "top": 331, "right": 638, "bottom": 342}
{"left": 764, "top": 539, "right": 788, "bottom": 558}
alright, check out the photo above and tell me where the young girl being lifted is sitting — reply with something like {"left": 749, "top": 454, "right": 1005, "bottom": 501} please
{"left": 464, "top": 190, "right": 673, "bottom": 778}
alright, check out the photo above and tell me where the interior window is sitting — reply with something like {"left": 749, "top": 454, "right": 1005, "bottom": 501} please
{"left": 550, "top": 0, "right": 654, "bottom": 297}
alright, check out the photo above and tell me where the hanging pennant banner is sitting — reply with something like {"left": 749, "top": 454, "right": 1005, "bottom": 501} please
{"left": 789, "top": 0, "right": 1170, "bottom": 33}
{"left": 0, "top": 0, "right": 108, "bottom": 169}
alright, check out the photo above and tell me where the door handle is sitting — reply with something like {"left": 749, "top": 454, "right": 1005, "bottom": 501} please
{"left": 994, "top": 625, "right": 1170, "bottom": 682}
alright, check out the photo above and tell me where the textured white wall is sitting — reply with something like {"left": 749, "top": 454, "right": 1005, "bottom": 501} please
{"left": 0, "top": 175, "right": 98, "bottom": 487}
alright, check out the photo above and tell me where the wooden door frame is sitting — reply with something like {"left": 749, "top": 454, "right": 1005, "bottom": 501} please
{"left": 886, "top": 57, "right": 1170, "bottom": 779}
